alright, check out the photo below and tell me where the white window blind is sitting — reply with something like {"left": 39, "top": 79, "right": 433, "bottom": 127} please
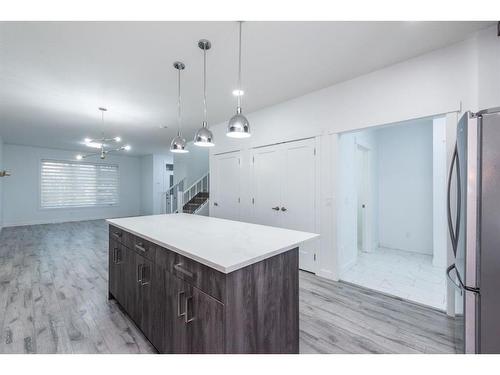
{"left": 41, "top": 160, "right": 119, "bottom": 209}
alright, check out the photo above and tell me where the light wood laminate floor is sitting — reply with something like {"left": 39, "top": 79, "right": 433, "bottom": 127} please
{"left": 0, "top": 220, "right": 458, "bottom": 354}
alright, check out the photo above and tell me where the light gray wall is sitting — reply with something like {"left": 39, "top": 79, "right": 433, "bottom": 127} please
{"left": 2, "top": 144, "right": 142, "bottom": 227}
{"left": 0, "top": 136, "right": 3, "bottom": 231}
{"left": 141, "top": 153, "right": 173, "bottom": 216}
{"left": 140, "top": 154, "right": 154, "bottom": 215}
{"left": 376, "top": 119, "right": 434, "bottom": 254}
{"left": 173, "top": 141, "right": 209, "bottom": 188}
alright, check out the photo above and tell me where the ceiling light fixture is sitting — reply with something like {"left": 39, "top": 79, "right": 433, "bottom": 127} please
{"left": 170, "top": 61, "right": 189, "bottom": 153}
{"left": 76, "top": 108, "right": 131, "bottom": 160}
{"left": 227, "top": 21, "right": 251, "bottom": 139}
{"left": 194, "top": 39, "right": 215, "bottom": 148}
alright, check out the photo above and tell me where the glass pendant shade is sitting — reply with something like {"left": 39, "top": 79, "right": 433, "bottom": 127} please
{"left": 227, "top": 107, "right": 251, "bottom": 138}
{"left": 194, "top": 121, "right": 214, "bottom": 147}
{"left": 170, "top": 132, "right": 189, "bottom": 153}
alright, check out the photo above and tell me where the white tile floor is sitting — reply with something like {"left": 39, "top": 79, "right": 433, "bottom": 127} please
{"left": 340, "top": 247, "right": 447, "bottom": 310}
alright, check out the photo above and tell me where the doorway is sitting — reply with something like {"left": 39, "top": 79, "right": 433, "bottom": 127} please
{"left": 356, "top": 144, "right": 372, "bottom": 253}
{"left": 337, "top": 115, "right": 448, "bottom": 310}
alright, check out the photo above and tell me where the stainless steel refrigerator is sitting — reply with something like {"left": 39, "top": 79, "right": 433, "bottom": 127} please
{"left": 447, "top": 108, "right": 500, "bottom": 354}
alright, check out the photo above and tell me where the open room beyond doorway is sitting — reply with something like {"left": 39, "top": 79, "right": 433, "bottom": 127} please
{"left": 337, "top": 115, "right": 448, "bottom": 310}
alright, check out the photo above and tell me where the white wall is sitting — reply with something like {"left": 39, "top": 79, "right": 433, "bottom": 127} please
{"left": 209, "top": 27, "right": 500, "bottom": 280}
{"left": 377, "top": 119, "right": 434, "bottom": 254}
{"left": 337, "top": 129, "right": 378, "bottom": 274}
{"left": 0, "top": 136, "right": 3, "bottom": 231}
{"left": 433, "top": 117, "right": 448, "bottom": 269}
{"left": 141, "top": 154, "right": 154, "bottom": 215}
{"left": 2, "top": 144, "right": 142, "bottom": 226}
{"left": 173, "top": 141, "right": 209, "bottom": 188}
{"left": 141, "top": 153, "right": 173, "bottom": 215}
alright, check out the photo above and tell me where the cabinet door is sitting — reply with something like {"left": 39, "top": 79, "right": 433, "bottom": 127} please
{"left": 280, "top": 138, "right": 317, "bottom": 272}
{"left": 186, "top": 285, "right": 224, "bottom": 354}
{"left": 122, "top": 246, "right": 140, "bottom": 324}
{"left": 168, "top": 273, "right": 189, "bottom": 353}
{"left": 108, "top": 239, "right": 121, "bottom": 300}
{"left": 151, "top": 264, "right": 168, "bottom": 352}
{"left": 212, "top": 152, "right": 241, "bottom": 221}
{"left": 137, "top": 255, "right": 154, "bottom": 339}
{"left": 251, "top": 145, "right": 283, "bottom": 227}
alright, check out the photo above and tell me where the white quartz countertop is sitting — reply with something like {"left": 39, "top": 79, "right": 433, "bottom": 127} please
{"left": 107, "top": 214, "right": 319, "bottom": 274}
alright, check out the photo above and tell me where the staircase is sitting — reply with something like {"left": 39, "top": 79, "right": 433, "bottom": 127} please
{"left": 182, "top": 191, "right": 209, "bottom": 214}
{"left": 166, "top": 172, "right": 209, "bottom": 215}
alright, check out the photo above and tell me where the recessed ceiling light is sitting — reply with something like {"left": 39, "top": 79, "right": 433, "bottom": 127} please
{"left": 123, "top": 145, "right": 131, "bottom": 151}
{"left": 114, "top": 136, "right": 121, "bottom": 142}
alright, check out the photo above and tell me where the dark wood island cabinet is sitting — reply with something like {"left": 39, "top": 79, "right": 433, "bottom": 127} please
{"left": 107, "top": 214, "right": 318, "bottom": 354}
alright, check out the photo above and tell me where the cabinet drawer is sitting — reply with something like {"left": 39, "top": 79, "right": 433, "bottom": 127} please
{"left": 109, "top": 225, "right": 132, "bottom": 248}
{"left": 168, "top": 251, "right": 226, "bottom": 302}
{"left": 131, "top": 235, "right": 156, "bottom": 261}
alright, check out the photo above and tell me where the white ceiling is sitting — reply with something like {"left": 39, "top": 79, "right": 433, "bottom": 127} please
{"left": 0, "top": 21, "right": 492, "bottom": 155}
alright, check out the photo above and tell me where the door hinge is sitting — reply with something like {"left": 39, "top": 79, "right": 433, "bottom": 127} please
{"left": 238, "top": 158, "right": 241, "bottom": 165}
{"left": 252, "top": 197, "right": 255, "bottom": 204}
{"left": 313, "top": 148, "right": 316, "bottom": 156}
{"left": 313, "top": 253, "right": 316, "bottom": 261}
{"left": 238, "top": 197, "right": 240, "bottom": 203}
{"left": 252, "top": 156, "right": 255, "bottom": 163}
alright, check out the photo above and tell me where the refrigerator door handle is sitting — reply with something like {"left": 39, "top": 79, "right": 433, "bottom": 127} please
{"left": 447, "top": 144, "right": 460, "bottom": 256}
{"left": 446, "top": 264, "right": 462, "bottom": 292}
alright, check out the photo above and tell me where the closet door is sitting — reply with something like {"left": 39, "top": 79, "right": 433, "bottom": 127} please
{"left": 280, "top": 138, "right": 317, "bottom": 273}
{"left": 251, "top": 145, "right": 283, "bottom": 228}
{"left": 213, "top": 152, "right": 241, "bottom": 221}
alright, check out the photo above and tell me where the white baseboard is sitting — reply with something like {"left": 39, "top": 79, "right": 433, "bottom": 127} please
{"left": 317, "top": 268, "right": 338, "bottom": 281}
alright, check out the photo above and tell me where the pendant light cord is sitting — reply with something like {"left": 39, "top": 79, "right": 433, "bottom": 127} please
{"left": 237, "top": 21, "right": 242, "bottom": 109}
{"left": 177, "top": 67, "right": 182, "bottom": 135}
{"left": 203, "top": 47, "right": 207, "bottom": 126}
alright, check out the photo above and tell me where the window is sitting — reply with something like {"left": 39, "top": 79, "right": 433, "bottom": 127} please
{"left": 41, "top": 159, "right": 119, "bottom": 209}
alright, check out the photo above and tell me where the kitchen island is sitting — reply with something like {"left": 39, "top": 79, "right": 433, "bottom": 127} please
{"left": 106, "top": 214, "right": 318, "bottom": 354}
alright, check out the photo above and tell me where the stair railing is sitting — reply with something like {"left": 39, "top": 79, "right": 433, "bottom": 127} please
{"left": 165, "top": 172, "right": 209, "bottom": 214}
{"left": 166, "top": 179, "right": 184, "bottom": 214}
{"left": 183, "top": 173, "right": 210, "bottom": 208}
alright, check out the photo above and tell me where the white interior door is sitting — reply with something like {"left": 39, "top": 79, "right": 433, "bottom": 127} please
{"left": 251, "top": 146, "right": 283, "bottom": 227}
{"left": 213, "top": 152, "right": 241, "bottom": 221}
{"left": 281, "top": 138, "right": 317, "bottom": 272}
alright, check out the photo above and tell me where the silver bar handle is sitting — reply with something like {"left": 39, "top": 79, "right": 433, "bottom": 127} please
{"left": 177, "top": 291, "right": 186, "bottom": 317}
{"left": 174, "top": 263, "right": 194, "bottom": 278}
{"left": 135, "top": 243, "right": 146, "bottom": 253}
{"left": 141, "top": 265, "right": 150, "bottom": 286}
{"left": 185, "top": 296, "right": 195, "bottom": 324}
{"left": 272, "top": 206, "right": 280, "bottom": 211}
{"left": 113, "top": 247, "right": 118, "bottom": 264}
{"left": 111, "top": 231, "right": 122, "bottom": 239}
{"left": 446, "top": 264, "right": 462, "bottom": 293}
{"left": 137, "top": 264, "right": 143, "bottom": 283}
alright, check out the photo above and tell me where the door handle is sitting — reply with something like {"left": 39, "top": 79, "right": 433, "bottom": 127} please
{"left": 135, "top": 243, "right": 146, "bottom": 253}
{"left": 280, "top": 206, "right": 287, "bottom": 212}
{"left": 141, "top": 265, "right": 150, "bottom": 286}
{"left": 185, "top": 296, "right": 195, "bottom": 324}
{"left": 177, "top": 291, "right": 186, "bottom": 318}
{"left": 446, "top": 264, "right": 462, "bottom": 292}
{"left": 137, "top": 264, "right": 143, "bottom": 283}
{"left": 174, "top": 263, "right": 194, "bottom": 279}
{"left": 113, "top": 247, "right": 118, "bottom": 264}
{"left": 111, "top": 231, "right": 122, "bottom": 239}
{"left": 272, "top": 206, "right": 280, "bottom": 211}
{"left": 213, "top": 202, "right": 218, "bottom": 206}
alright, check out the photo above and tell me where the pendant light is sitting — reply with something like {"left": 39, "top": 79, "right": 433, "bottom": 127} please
{"left": 194, "top": 39, "right": 215, "bottom": 147}
{"left": 170, "top": 61, "right": 189, "bottom": 153}
{"left": 227, "top": 21, "right": 251, "bottom": 138}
